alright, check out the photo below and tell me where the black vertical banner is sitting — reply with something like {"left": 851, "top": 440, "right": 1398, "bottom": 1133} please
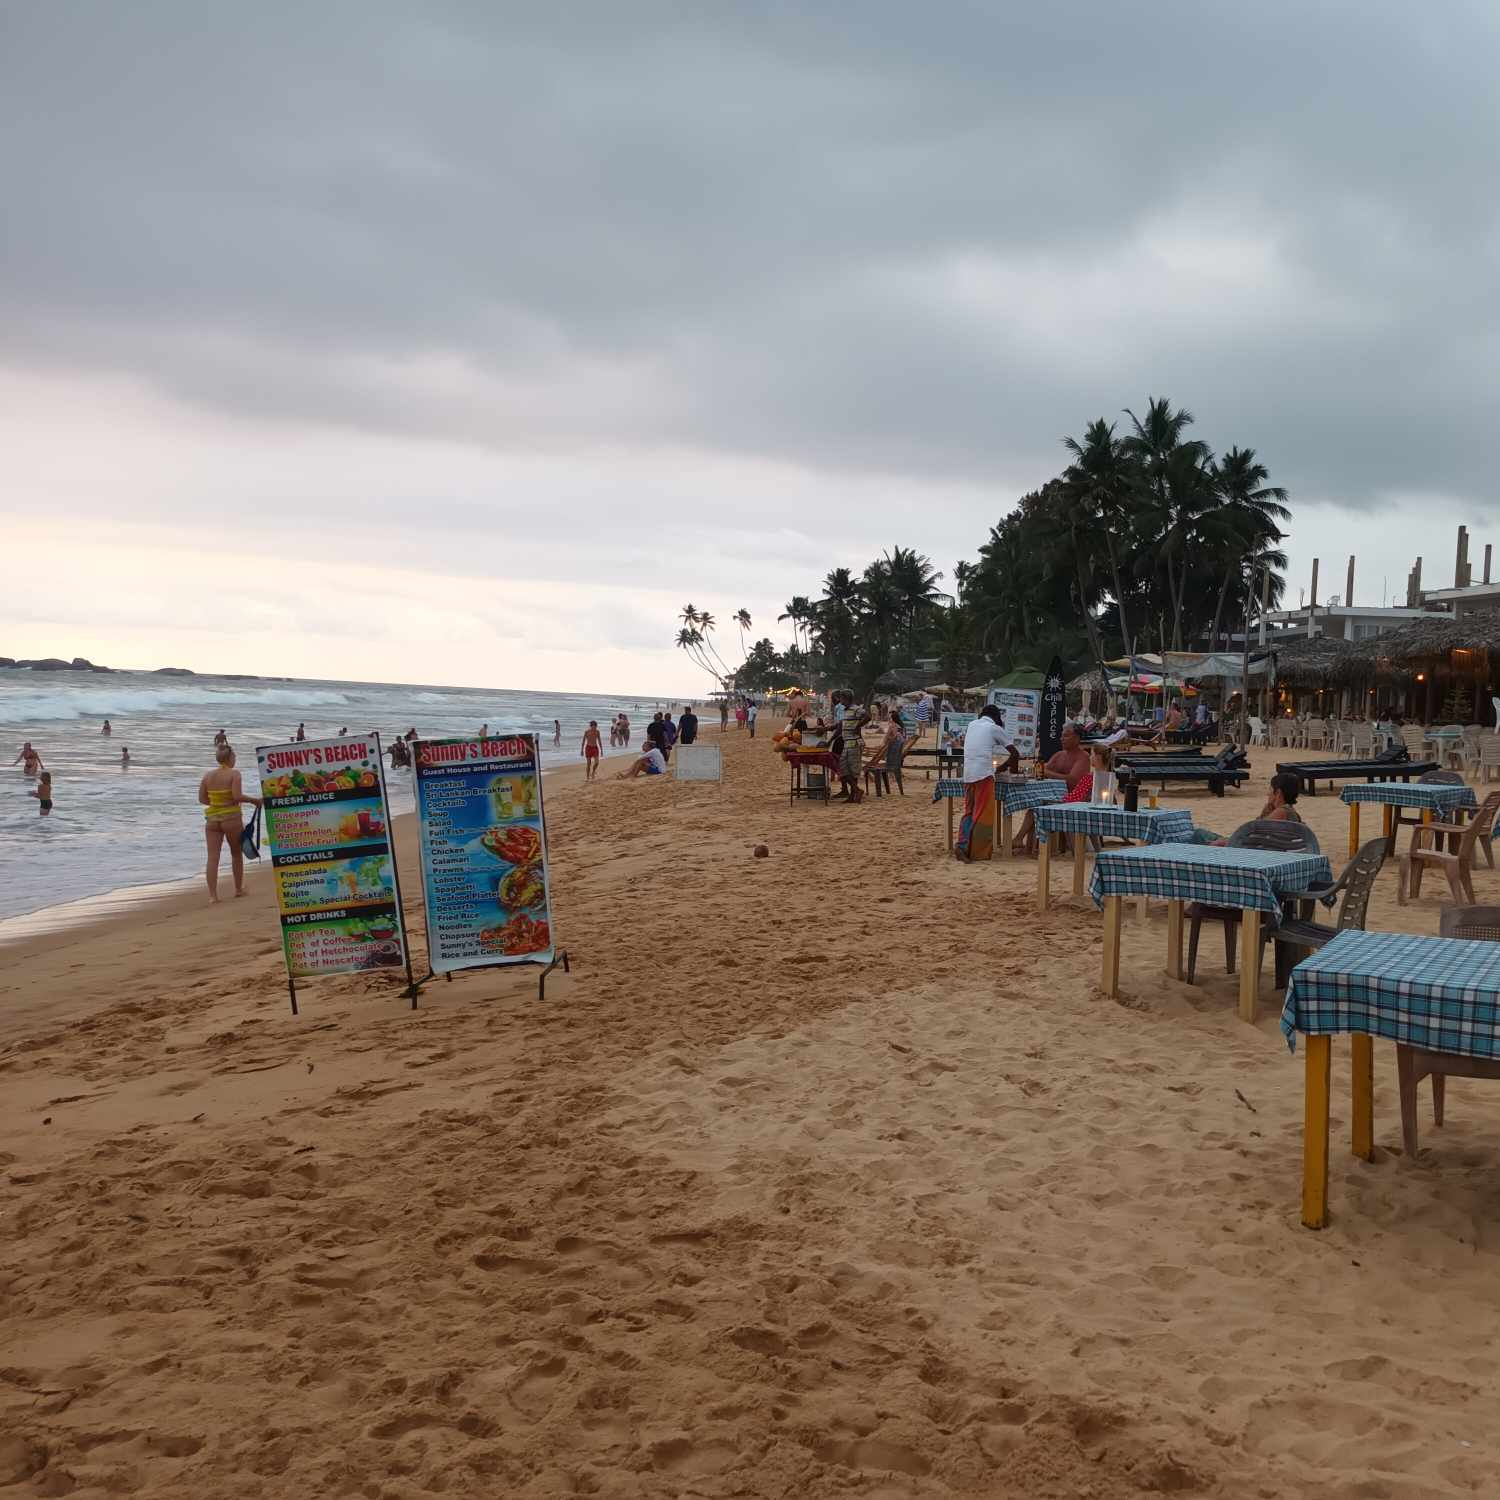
{"left": 1040, "top": 655, "right": 1066, "bottom": 760}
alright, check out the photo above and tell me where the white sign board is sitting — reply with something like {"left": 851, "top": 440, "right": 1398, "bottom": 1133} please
{"left": 674, "top": 744, "right": 723, "bottom": 782}
{"left": 987, "top": 688, "right": 1041, "bottom": 759}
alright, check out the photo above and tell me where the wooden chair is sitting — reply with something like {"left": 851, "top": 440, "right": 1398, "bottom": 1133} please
{"left": 1396, "top": 905, "right": 1500, "bottom": 1157}
{"left": 1185, "top": 820, "right": 1322, "bottom": 983}
{"left": 1398, "top": 789, "right": 1500, "bottom": 906}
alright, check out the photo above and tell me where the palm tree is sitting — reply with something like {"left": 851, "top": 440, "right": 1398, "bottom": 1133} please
{"left": 1204, "top": 447, "right": 1291, "bottom": 651}
{"left": 1123, "top": 398, "right": 1212, "bottom": 650}
{"left": 778, "top": 596, "right": 812, "bottom": 656}
{"left": 881, "top": 547, "right": 944, "bottom": 659}
{"left": 680, "top": 602, "right": 700, "bottom": 629}
{"left": 1062, "top": 417, "right": 1140, "bottom": 656}
{"left": 734, "top": 608, "right": 753, "bottom": 663}
{"left": 675, "top": 626, "right": 719, "bottom": 684}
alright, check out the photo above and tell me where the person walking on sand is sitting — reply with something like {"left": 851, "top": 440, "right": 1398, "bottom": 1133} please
{"left": 660, "top": 710, "right": 678, "bottom": 760}
{"left": 747, "top": 701, "right": 758, "bottom": 738}
{"left": 101, "top": 719, "right": 112, "bottom": 736}
{"left": 13, "top": 741, "right": 43, "bottom": 775}
{"left": 198, "top": 744, "right": 263, "bottom": 904}
{"left": 31, "top": 770, "right": 54, "bottom": 815}
{"left": 581, "top": 720, "right": 603, "bottom": 780}
{"left": 719, "top": 699, "right": 729, "bottom": 732}
{"left": 553, "top": 719, "right": 562, "bottom": 748}
{"left": 677, "top": 705, "right": 698, "bottom": 745}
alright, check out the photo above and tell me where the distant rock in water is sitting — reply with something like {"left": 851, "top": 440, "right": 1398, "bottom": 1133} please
{"left": 10, "top": 656, "right": 113, "bottom": 672}
{"left": 0, "top": 657, "right": 15, "bottom": 668}
{"left": 153, "top": 666, "right": 196, "bottom": 675}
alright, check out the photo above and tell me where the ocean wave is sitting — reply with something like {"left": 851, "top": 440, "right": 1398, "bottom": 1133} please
{"left": 0, "top": 684, "right": 354, "bottom": 724}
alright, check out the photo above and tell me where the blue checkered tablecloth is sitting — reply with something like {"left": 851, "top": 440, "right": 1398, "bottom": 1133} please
{"left": 1038, "top": 804, "right": 1195, "bottom": 846}
{"left": 1089, "top": 845, "right": 1333, "bottom": 920}
{"left": 998, "top": 779, "right": 1067, "bottom": 815}
{"left": 933, "top": 779, "right": 963, "bottom": 801}
{"left": 1281, "top": 929, "right": 1500, "bottom": 1056}
{"left": 1338, "top": 782, "right": 1477, "bottom": 815}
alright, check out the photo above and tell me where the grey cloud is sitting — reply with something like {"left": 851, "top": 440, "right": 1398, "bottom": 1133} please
{"left": 4, "top": 0, "right": 1500, "bottom": 526}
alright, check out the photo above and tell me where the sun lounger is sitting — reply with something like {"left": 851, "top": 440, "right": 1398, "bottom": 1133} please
{"left": 1275, "top": 755, "right": 1438, "bottom": 797}
{"left": 1117, "top": 749, "right": 1250, "bottom": 798}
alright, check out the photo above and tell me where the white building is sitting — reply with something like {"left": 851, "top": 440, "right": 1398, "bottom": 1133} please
{"left": 1262, "top": 603, "right": 1435, "bottom": 644}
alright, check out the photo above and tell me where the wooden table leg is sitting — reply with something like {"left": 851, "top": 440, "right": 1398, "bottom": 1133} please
{"left": 1348, "top": 802, "right": 1360, "bottom": 860}
{"left": 1237, "top": 907, "right": 1262, "bottom": 1023}
{"left": 1302, "top": 1034, "right": 1333, "bottom": 1229}
{"left": 1350, "top": 1033, "right": 1374, "bottom": 1162}
{"left": 1100, "top": 894, "right": 1122, "bottom": 997}
{"left": 1165, "top": 899, "right": 1183, "bottom": 979}
{"left": 1072, "top": 832, "right": 1088, "bottom": 897}
{"left": 991, "top": 788, "right": 1001, "bottom": 860}
{"left": 1382, "top": 804, "right": 1394, "bottom": 845}
{"left": 1000, "top": 810, "right": 1013, "bottom": 861}
{"left": 946, "top": 797, "right": 954, "bottom": 851}
{"left": 1037, "top": 834, "right": 1052, "bottom": 912}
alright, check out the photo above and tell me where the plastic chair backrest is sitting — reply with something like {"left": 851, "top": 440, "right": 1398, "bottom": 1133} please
{"left": 1227, "top": 818, "right": 1321, "bottom": 854}
{"left": 1334, "top": 838, "right": 1388, "bottom": 932}
{"left": 1441, "top": 904, "right": 1500, "bottom": 943}
{"left": 1418, "top": 770, "right": 1464, "bottom": 785}
{"left": 1460, "top": 791, "right": 1500, "bottom": 854}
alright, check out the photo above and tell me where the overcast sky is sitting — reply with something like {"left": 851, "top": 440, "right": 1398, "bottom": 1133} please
{"left": 3, "top": 2, "right": 1496, "bottom": 691}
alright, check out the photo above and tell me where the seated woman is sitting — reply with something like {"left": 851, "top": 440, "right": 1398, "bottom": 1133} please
{"left": 1061, "top": 743, "right": 1113, "bottom": 803}
{"left": 1184, "top": 770, "right": 1303, "bottom": 845}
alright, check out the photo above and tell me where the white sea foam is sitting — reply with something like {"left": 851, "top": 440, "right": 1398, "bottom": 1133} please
{"left": 0, "top": 681, "right": 354, "bottom": 724}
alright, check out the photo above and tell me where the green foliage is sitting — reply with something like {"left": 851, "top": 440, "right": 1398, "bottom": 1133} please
{"left": 671, "top": 393, "right": 1290, "bottom": 691}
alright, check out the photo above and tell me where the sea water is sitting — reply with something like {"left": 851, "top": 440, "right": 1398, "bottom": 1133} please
{"left": 0, "top": 670, "right": 681, "bottom": 923}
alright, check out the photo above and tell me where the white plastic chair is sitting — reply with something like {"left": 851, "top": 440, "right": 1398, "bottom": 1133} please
{"left": 1249, "top": 716, "right": 1267, "bottom": 747}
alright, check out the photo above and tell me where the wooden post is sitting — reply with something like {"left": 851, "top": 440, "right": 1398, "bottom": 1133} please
{"left": 1037, "top": 834, "right": 1052, "bottom": 912}
{"left": 1237, "top": 907, "right": 1262, "bottom": 1023}
{"left": 1301, "top": 1034, "right": 1333, "bottom": 1229}
{"left": 1350, "top": 1034, "right": 1374, "bottom": 1161}
{"left": 1165, "top": 900, "right": 1183, "bottom": 980}
{"left": 1100, "top": 895, "right": 1122, "bottom": 997}
{"left": 1072, "top": 831, "right": 1088, "bottom": 897}
{"left": 1348, "top": 801, "right": 1360, "bottom": 860}
{"left": 946, "top": 796, "right": 954, "bottom": 852}
{"left": 1382, "top": 804, "right": 1394, "bottom": 842}
{"left": 991, "top": 784, "right": 1000, "bottom": 858}
{"left": 1000, "top": 808, "right": 1014, "bottom": 860}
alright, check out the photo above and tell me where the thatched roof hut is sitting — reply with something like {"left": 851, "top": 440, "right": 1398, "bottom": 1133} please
{"left": 1271, "top": 635, "right": 1361, "bottom": 687}
{"left": 1340, "top": 613, "right": 1500, "bottom": 676}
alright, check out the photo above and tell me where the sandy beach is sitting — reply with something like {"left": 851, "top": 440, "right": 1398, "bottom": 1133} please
{"left": 4, "top": 736, "right": 1499, "bottom": 1498}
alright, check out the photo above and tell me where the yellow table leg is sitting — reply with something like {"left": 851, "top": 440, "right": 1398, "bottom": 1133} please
{"left": 1301, "top": 1034, "right": 1333, "bottom": 1229}
{"left": 1382, "top": 804, "right": 1394, "bottom": 842}
{"left": 1348, "top": 801, "right": 1360, "bottom": 860}
{"left": 1237, "top": 907, "right": 1263, "bottom": 1023}
{"left": 1165, "top": 899, "right": 1183, "bottom": 979}
{"left": 1072, "top": 832, "right": 1088, "bottom": 898}
{"left": 991, "top": 789, "right": 1001, "bottom": 860}
{"left": 1037, "top": 834, "right": 1052, "bottom": 912}
{"left": 1100, "top": 894, "right": 1122, "bottom": 997}
{"left": 1000, "top": 810, "right": 1014, "bottom": 861}
{"left": 946, "top": 797, "right": 954, "bottom": 851}
{"left": 1350, "top": 1033, "right": 1374, "bottom": 1162}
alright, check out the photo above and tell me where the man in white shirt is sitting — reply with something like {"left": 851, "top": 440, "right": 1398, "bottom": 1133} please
{"left": 955, "top": 707, "right": 1019, "bottom": 860}
{"left": 615, "top": 745, "right": 668, "bottom": 779}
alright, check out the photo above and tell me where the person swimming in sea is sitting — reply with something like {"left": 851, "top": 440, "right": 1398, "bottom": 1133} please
{"left": 13, "top": 741, "right": 43, "bottom": 775}
{"left": 101, "top": 719, "right": 112, "bottom": 736}
{"left": 121, "top": 747, "right": 131, "bottom": 767}
{"left": 31, "top": 770, "right": 53, "bottom": 814}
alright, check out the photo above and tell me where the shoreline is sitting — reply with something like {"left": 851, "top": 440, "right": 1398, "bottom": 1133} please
{"left": 0, "top": 749, "right": 605, "bottom": 951}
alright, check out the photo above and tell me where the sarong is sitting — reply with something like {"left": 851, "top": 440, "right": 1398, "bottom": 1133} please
{"left": 955, "top": 776, "right": 995, "bottom": 861}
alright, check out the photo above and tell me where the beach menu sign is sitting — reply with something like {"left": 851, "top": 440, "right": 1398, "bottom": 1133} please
{"left": 938, "top": 711, "right": 975, "bottom": 751}
{"left": 256, "top": 735, "right": 409, "bottom": 980}
{"left": 412, "top": 735, "right": 556, "bottom": 973}
{"left": 987, "top": 688, "right": 1040, "bottom": 758}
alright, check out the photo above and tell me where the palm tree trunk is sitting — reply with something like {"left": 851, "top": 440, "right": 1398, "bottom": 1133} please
{"left": 1208, "top": 566, "right": 1235, "bottom": 654}
{"left": 1103, "top": 532, "right": 1133, "bottom": 658}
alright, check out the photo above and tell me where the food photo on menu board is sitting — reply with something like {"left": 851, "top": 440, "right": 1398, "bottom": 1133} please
{"left": 412, "top": 735, "right": 556, "bottom": 973}
{"left": 255, "top": 736, "right": 408, "bottom": 979}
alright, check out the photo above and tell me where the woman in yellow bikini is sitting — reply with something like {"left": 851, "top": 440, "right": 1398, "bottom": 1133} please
{"left": 198, "top": 744, "right": 262, "bottom": 903}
